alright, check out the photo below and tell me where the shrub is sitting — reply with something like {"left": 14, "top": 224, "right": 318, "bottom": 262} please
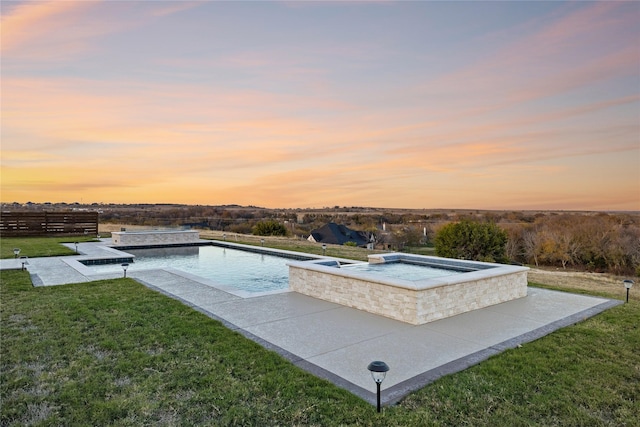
{"left": 251, "top": 220, "right": 287, "bottom": 236}
{"left": 434, "top": 220, "right": 507, "bottom": 263}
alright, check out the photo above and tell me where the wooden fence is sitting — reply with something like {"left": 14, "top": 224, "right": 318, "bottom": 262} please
{"left": 0, "top": 211, "right": 99, "bottom": 237}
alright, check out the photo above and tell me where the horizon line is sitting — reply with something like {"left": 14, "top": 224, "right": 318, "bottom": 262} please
{"left": 2, "top": 201, "right": 639, "bottom": 214}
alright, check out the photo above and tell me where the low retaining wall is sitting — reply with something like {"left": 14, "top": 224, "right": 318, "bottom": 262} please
{"left": 289, "top": 254, "right": 528, "bottom": 325}
{"left": 111, "top": 230, "right": 200, "bottom": 246}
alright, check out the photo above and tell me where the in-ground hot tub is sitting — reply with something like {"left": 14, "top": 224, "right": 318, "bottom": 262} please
{"left": 288, "top": 253, "right": 528, "bottom": 325}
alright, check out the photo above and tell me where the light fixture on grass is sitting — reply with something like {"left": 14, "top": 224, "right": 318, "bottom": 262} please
{"left": 13, "top": 248, "right": 20, "bottom": 258}
{"left": 322, "top": 244, "right": 327, "bottom": 256}
{"left": 74, "top": 242, "right": 79, "bottom": 254}
{"left": 20, "top": 256, "right": 29, "bottom": 271}
{"left": 624, "top": 279, "right": 634, "bottom": 303}
{"left": 261, "top": 238, "right": 265, "bottom": 247}
{"left": 367, "top": 360, "right": 389, "bottom": 413}
{"left": 121, "top": 263, "right": 129, "bottom": 278}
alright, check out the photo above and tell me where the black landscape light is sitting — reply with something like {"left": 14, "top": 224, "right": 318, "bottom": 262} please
{"left": 13, "top": 248, "right": 20, "bottom": 258}
{"left": 121, "top": 263, "right": 129, "bottom": 278}
{"left": 624, "top": 279, "right": 634, "bottom": 303}
{"left": 322, "top": 244, "right": 327, "bottom": 256}
{"left": 367, "top": 360, "right": 389, "bottom": 413}
{"left": 20, "top": 256, "right": 28, "bottom": 271}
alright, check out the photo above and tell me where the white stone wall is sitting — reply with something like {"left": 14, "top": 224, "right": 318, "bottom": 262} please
{"left": 111, "top": 230, "right": 199, "bottom": 246}
{"left": 414, "top": 272, "right": 528, "bottom": 324}
{"left": 290, "top": 267, "right": 419, "bottom": 323}
{"left": 289, "top": 264, "right": 528, "bottom": 325}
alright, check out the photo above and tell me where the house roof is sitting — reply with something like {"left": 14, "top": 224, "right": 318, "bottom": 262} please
{"left": 308, "top": 222, "right": 369, "bottom": 246}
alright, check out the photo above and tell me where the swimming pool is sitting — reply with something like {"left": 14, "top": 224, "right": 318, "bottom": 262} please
{"left": 85, "top": 245, "right": 296, "bottom": 293}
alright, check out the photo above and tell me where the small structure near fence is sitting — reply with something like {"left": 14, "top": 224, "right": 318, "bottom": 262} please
{"left": 111, "top": 230, "right": 200, "bottom": 246}
{"left": 0, "top": 211, "right": 98, "bottom": 237}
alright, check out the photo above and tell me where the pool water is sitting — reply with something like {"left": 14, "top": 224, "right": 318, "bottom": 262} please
{"left": 87, "top": 246, "right": 291, "bottom": 293}
{"left": 340, "top": 262, "right": 458, "bottom": 281}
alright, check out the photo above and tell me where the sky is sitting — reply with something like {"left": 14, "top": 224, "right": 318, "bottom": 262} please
{"left": 1, "top": 1, "right": 639, "bottom": 211}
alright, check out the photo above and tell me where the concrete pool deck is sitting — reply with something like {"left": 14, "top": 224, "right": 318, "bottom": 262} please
{"left": 1, "top": 241, "right": 622, "bottom": 406}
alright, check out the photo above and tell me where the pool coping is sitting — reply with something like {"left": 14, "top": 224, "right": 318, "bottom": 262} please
{"left": 39, "top": 240, "right": 358, "bottom": 297}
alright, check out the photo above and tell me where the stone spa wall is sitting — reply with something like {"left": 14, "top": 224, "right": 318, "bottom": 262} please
{"left": 288, "top": 254, "right": 528, "bottom": 325}
{"left": 111, "top": 230, "right": 200, "bottom": 246}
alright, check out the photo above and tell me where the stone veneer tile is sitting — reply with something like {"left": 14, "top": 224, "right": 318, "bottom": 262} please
{"left": 290, "top": 265, "right": 527, "bottom": 325}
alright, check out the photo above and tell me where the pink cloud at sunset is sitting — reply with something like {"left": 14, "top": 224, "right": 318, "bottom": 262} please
{"left": 1, "top": 1, "right": 638, "bottom": 210}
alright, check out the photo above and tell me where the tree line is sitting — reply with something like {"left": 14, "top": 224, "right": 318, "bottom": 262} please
{"left": 9, "top": 203, "right": 637, "bottom": 275}
{"left": 503, "top": 213, "right": 639, "bottom": 275}
{"left": 96, "top": 206, "right": 640, "bottom": 275}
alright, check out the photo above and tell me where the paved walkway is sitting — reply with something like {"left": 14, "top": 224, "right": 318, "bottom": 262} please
{"left": 1, "top": 241, "right": 622, "bottom": 405}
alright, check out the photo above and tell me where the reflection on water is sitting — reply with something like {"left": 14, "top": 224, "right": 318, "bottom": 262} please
{"left": 130, "top": 246, "right": 200, "bottom": 257}
{"left": 88, "top": 246, "right": 290, "bottom": 293}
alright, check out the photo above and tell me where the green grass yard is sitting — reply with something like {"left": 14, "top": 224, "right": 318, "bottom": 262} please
{"left": 0, "top": 236, "right": 97, "bottom": 259}
{"left": 1, "top": 237, "right": 639, "bottom": 425}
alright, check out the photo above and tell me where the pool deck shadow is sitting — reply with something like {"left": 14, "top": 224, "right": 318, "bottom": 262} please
{"left": 0, "top": 241, "right": 623, "bottom": 406}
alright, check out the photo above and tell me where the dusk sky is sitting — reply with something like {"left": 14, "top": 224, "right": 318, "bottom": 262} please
{"left": 2, "top": 1, "right": 639, "bottom": 210}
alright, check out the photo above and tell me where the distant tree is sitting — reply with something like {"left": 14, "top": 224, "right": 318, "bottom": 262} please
{"left": 434, "top": 220, "right": 508, "bottom": 263}
{"left": 504, "top": 225, "right": 525, "bottom": 262}
{"left": 252, "top": 220, "right": 287, "bottom": 236}
{"left": 393, "top": 226, "right": 425, "bottom": 250}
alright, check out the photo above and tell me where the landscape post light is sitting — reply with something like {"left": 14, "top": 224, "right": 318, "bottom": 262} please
{"left": 13, "top": 248, "right": 20, "bottom": 258}
{"left": 322, "top": 244, "right": 327, "bottom": 256}
{"left": 121, "top": 263, "right": 129, "bottom": 278}
{"left": 74, "top": 242, "right": 79, "bottom": 254}
{"left": 367, "top": 360, "right": 389, "bottom": 413}
{"left": 20, "top": 256, "right": 29, "bottom": 271}
{"left": 261, "top": 238, "right": 265, "bottom": 247}
{"left": 624, "top": 279, "right": 634, "bottom": 303}
{"left": 223, "top": 233, "right": 226, "bottom": 241}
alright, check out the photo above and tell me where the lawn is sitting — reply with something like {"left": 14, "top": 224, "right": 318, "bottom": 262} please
{"left": 1, "top": 237, "right": 639, "bottom": 426}
{"left": 0, "top": 236, "right": 97, "bottom": 259}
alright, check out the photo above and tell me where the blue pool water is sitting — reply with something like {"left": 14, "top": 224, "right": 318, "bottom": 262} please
{"left": 87, "top": 246, "right": 293, "bottom": 293}
{"left": 340, "top": 262, "right": 459, "bottom": 281}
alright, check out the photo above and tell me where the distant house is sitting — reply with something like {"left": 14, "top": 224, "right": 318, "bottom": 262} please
{"left": 307, "top": 222, "right": 371, "bottom": 247}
